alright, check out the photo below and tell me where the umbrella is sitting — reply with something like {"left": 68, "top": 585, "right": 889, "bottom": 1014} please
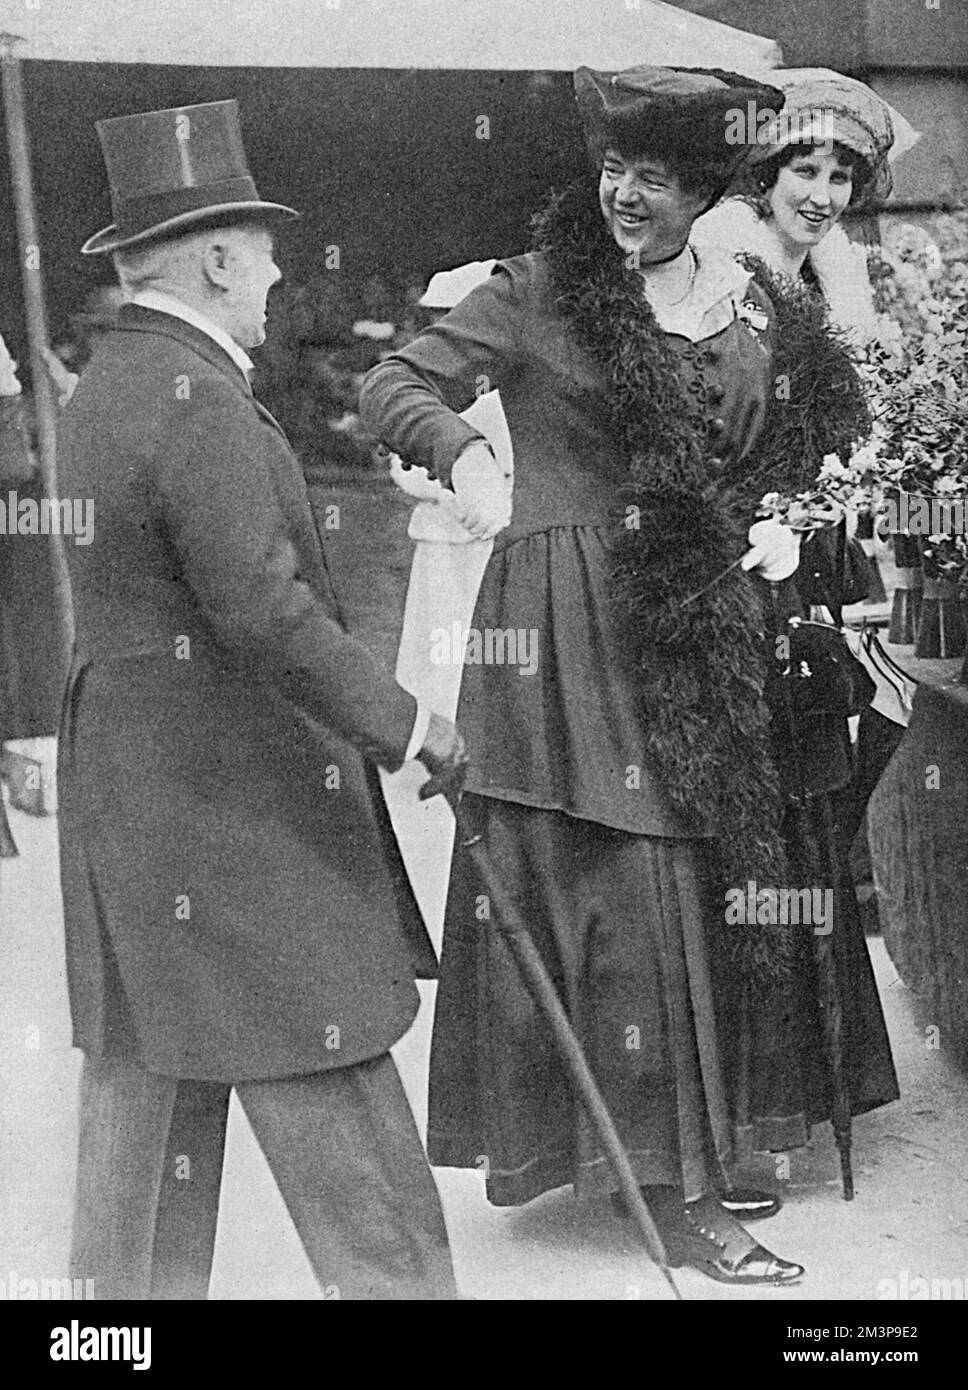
{"left": 455, "top": 798, "right": 683, "bottom": 1299}
{"left": 814, "top": 795, "right": 855, "bottom": 1201}
{"left": 768, "top": 583, "right": 855, "bottom": 1200}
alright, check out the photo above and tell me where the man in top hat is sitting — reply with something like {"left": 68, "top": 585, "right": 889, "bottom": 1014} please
{"left": 57, "top": 99, "right": 467, "bottom": 1300}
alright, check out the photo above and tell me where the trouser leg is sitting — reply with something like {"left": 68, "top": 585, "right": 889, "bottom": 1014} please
{"left": 236, "top": 1054, "right": 458, "bottom": 1300}
{"left": 69, "top": 1053, "right": 228, "bottom": 1300}
{"left": 69, "top": 1053, "right": 178, "bottom": 1299}
{"left": 149, "top": 1080, "right": 230, "bottom": 1300}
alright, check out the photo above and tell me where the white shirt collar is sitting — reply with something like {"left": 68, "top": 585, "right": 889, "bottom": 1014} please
{"left": 130, "top": 289, "right": 255, "bottom": 379}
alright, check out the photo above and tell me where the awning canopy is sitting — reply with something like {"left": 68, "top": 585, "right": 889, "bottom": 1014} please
{"left": 0, "top": 0, "right": 782, "bottom": 70}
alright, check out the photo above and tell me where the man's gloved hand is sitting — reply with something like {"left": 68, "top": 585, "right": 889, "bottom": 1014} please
{"left": 741, "top": 517, "right": 802, "bottom": 583}
{"left": 450, "top": 442, "right": 511, "bottom": 540}
{"left": 417, "top": 711, "right": 469, "bottom": 811}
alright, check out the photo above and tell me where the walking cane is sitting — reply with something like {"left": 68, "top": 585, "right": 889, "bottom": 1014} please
{"left": 454, "top": 799, "right": 683, "bottom": 1300}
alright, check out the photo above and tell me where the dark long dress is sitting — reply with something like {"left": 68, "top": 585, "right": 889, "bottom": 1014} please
{"left": 360, "top": 250, "right": 896, "bottom": 1205}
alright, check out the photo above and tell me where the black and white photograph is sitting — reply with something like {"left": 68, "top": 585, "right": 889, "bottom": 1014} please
{"left": 1, "top": 0, "right": 967, "bottom": 1346}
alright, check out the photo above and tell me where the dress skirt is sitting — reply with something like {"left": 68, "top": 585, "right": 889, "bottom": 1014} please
{"left": 424, "top": 523, "right": 896, "bottom": 1203}
{"left": 714, "top": 795, "right": 899, "bottom": 1155}
{"left": 427, "top": 794, "right": 734, "bottom": 1206}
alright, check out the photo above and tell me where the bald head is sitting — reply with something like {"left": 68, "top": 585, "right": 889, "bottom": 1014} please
{"left": 113, "top": 222, "right": 282, "bottom": 350}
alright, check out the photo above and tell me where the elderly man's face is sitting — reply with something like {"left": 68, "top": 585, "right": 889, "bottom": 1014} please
{"left": 221, "top": 226, "right": 282, "bottom": 349}
{"left": 599, "top": 149, "right": 708, "bottom": 265}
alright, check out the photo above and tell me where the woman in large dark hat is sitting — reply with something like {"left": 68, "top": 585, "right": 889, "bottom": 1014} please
{"left": 362, "top": 64, "right": 877, "bottom": 1286}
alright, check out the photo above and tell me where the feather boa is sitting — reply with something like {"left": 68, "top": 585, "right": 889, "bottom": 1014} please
{"left": 531, "top": 179, "right": 870, "bottom": 977}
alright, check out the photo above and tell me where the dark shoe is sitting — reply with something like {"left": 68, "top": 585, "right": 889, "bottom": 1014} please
{"left": 665, "top": 1194, "right": 804, "bottom": 1286}
{"left": 718, "top": 1186, "right": 782, "bottom": 1221}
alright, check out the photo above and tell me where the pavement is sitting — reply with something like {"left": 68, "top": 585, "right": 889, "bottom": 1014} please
{"left": 1, "top": 774, "right": 967, "bottom": 1302}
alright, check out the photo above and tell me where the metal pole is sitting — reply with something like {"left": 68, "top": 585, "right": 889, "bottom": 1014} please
{"left": 1, "top": 30, "right": 74, "bottom": 655}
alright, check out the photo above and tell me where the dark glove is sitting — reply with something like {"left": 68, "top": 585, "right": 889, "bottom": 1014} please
{"left": 417, "top": 711, "right": 469, "bottom": 812}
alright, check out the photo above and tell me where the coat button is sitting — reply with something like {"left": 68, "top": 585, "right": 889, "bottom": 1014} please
{"left": 710, "top": 417, "right": 726, "bottom": 436}
{"left": 709, "top": 455, "right": 725, "bottom": 473}
{"left": 709, "top": 384, "right": 726, "bottom": 404}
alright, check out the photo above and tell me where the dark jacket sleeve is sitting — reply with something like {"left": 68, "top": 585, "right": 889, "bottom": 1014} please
{"left": 359, "top": 256, "right": 530, "bottom": 486}
{"left": 150, "top": 379, "right": 418, "bottom": 772}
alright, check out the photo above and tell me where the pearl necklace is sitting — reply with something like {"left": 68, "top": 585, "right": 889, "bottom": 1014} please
{"left": 641, "top": 245, "right": 698, "bottom": 308}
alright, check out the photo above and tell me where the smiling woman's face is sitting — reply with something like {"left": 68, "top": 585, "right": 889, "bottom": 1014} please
{"left": 599, "top": 149, "right": 708, "bottom": 265}
{"left": 768, "top": 145, "right": 855, "bottom": 250}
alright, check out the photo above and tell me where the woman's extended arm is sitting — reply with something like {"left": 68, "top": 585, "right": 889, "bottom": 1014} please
{"left": 359, "top": 257, "right": 528, "bottom": 489}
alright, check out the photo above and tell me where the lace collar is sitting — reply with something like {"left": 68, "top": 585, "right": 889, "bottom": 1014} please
{"left": 646, "top": 242, "right": 754, "bottom": 342}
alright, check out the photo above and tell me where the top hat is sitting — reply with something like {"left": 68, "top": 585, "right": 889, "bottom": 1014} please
{"left": 574, "top": 64, "right": 785, "bottom": 175}
{"left": 82, "top": 99, "right": 299, "bottom": 256}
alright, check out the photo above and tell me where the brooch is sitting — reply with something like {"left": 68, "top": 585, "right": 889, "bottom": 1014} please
{"left": 737, "top": 299, "right": 770, "bottom": 334}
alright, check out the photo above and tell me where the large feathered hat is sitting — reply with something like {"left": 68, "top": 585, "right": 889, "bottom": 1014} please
{"left": 574, "top": 65, "right": 786, "bottom": 194}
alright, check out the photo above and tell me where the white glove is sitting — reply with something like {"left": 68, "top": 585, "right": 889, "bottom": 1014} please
{"left": 741, "top": 517, "right": 801, "bottom": 583}
{"left": 450, "top": 441, "right": 512, "bottom": 540}
{"left": 0, "top": 333, "right": 22, "bottom": 397}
